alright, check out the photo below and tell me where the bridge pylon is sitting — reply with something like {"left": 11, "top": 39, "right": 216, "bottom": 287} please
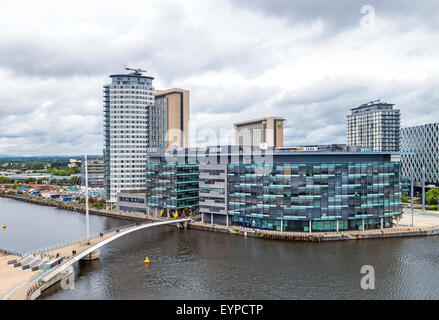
{"left": 81, "top": 249, "right": 100, "bottom": 261}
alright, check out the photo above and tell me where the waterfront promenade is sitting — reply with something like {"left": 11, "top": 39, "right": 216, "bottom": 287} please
{"left": 0, "top": 228, "right": 129, "bottom": 300}
{"left": 1, "top": 218, "right": 190, "bottom": 300}
{"left": 0, "top": 253, "right": 37, "bottom": 300}
{"left": 3, "top": 193, "right": 439, "bottom": 242}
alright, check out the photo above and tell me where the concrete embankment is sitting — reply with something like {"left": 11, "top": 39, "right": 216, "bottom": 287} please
{"left": 188, "top": 220, "right": 439, "bottom": 242}
{"left": 3, "top": 193, "right": 439, "bottom": 242}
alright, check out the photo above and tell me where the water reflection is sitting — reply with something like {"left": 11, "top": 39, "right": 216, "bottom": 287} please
{"left": 2, "top": 197, "right": 439, "bottom": 299}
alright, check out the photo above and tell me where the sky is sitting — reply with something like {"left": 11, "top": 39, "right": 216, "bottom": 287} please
{"left": 0, "top": 0, "right": 438, "bottom": 156}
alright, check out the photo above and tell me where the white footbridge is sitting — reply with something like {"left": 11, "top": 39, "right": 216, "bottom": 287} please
{"left": 30, "top": 218, "right": 191, "bottom": 284}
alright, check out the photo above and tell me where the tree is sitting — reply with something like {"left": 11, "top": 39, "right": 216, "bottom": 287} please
{"left": 401, "top": 194, "right": 410, "bottom": 203}
{"left": 426, "top": 188, "right": 439, "bottom": 206}
{"left": 0, "top": 176, "right": 14, "bottom": 184}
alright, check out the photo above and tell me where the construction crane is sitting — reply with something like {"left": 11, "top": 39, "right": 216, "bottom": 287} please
{"left": 123, "top": 66, "right": 146, "bottom": 75}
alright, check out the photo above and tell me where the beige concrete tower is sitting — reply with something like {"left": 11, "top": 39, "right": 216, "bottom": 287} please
{"left": 234, "top": 117, "right": 285, "bottom": 147}
{"left": 153, "top": 88, "right": 189, "bottom": 148}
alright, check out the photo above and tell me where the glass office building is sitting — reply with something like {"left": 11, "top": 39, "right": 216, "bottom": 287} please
{"left": 401, "top": 122, "right": 439, "bottom": 187}
{"left": 144, "top": 146, "right": 402, "bottom": 232}
{"left": 227, "top": 159, "right": 400, "bottom": 232}
{"left": 145, "top": 148, "right": 200, "bottom": 217}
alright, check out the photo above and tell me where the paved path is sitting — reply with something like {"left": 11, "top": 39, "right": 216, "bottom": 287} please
{"left": 0, "top": 254, "right": 37, "bottom": 300}
{"left": 1, "top": 218, "right": 190, "bottom": 300}
{"left": 399, "top": 209, "right": 439, "bottom": 227}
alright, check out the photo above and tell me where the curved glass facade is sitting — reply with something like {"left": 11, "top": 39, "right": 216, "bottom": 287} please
{"left": 227, "top": 161, "right": 401, "bottom": 231}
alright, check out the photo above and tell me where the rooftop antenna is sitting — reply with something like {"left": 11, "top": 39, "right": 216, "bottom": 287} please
{"left": 123, "top": 65, "right": 146, "bottom": 75}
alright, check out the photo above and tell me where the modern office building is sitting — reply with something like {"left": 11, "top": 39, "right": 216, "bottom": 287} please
{"left": 199, "top": 163, "right": 228, "bottom": 223}
{"left": 131, "top": 145, "right": 402, "bottom": 232}
{"left": 81, "top": 155, "right": 105, "bottom": 187}
{"left": 116, "top": 190, "right": 147, "bottom": 214}
{"left": 145, "top": 147, "right": 200, "bottom": 218}
{"left": 152, "top": 88, "right": 190, "bottom": 148}
{"left": 103, "top": 68, "right": 155, "bottom": 202}
{"left": 401, "top": 122, "right": 439, "bottom": 187}
{"left": 234, "top": 117, "right": 285, "bottom": 147}
{"left": 347, "top": 100, "right": 400, "bottom": 152}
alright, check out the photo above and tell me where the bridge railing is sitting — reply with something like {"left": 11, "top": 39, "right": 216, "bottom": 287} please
{"left": 23, "top": 233, "right": 101, "bottom": 256}
{"left": 22, "top": 222, "right": 141, "bottom": 257}
{"left": 0, "top": 248, "right": 22, "bottom": 257}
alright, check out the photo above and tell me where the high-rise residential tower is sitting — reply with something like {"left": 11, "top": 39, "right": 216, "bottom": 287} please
{"left": 151, "top": 88, "right": 190, "bottom": 148}
{"left": 104, "top": 68, "right": 154, "bottom": 202}
{"left": 233, "top": 117, "right": 285, "bottom": 147}
{"left": 346, "top": 100, "right": 400, "bottom": 152}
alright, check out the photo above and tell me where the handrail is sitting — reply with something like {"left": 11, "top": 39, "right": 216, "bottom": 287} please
{"left": 22, "top": 222, "right": 139, "bottom": 256}
{"left": 26, "top": 282, "right": 44, "bottom": 300}
{"left": 0, "top": 248, "right": 22, "bottom": 257}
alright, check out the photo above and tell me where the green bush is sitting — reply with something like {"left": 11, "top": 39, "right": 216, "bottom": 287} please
{"left": 427, "top": 205, "right": 438, "bottom": 211}
{"left": 0, "top": 176, "right": 14, "bottom": 184}
{"left": 401, "top": 194, "right": 411, "bottom": 203}
{"left": 426, "top": 188, "right": 439, "bottom": 205}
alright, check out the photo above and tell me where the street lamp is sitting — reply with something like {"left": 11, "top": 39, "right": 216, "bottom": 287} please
{"left": 411, "top": 167, "right": 414, "bottom": 227}
{"left": 85, "top": 154, "right": 90, "bottom": 244}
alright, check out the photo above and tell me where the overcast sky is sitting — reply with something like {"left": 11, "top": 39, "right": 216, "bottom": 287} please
{"left": 0, "top": 0, "right": 438, "bottom": 156}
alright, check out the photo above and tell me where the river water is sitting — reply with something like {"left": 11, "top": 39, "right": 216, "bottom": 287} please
{"left": 1, "top": 197, "right": 439, "bottom": 300}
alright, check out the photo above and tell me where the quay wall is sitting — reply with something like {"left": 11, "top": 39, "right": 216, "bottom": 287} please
{"left": 2, "top": 193, "right": 439, "bottom": 242}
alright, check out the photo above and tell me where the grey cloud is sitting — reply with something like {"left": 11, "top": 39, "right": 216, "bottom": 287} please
{"left": 0, "top": 0, "right": 438, "bottom": 156}
{"left": 231, "top": 0, "right": 439, "bottom": 34}
{"left": 267, "top": 76, "right": 439, "bottom": 146}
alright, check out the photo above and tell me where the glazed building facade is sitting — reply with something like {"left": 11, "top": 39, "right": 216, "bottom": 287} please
{"left": 140, "top": 146, "right": 402, "bottom": 232}
{"left": 202, "top": 146, "right": 401, "bottom": 232}
{"left": 400, "top": 122, "right": 439, "bottom": 187}
{"left": 145, "top": 148, "right": 200, "bottom": 218}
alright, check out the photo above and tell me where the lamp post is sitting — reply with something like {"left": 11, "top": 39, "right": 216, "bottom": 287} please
{"left": 411, "top": 167, "right": 414, "bottom": 227}
{"left": 422, "top": 166, "right": 425, "bottom": 212}
{"left": 85, "top": 154, "right": 90, "bottom": 244}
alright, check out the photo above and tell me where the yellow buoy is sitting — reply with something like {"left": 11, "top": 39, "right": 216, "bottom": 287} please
{"left": 2, "top": 224, "right": 6, "bottom": 229}
{"left": 144, "top": 257, "right": 150, "bottom": 263}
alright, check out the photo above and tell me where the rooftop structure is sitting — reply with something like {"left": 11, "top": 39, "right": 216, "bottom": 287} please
{"left": 234, "top": 117, "right": 285, "bottom": 147}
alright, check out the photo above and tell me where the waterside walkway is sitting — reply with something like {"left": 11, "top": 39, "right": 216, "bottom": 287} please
{"left": 3, "top": 193, "right": 439, "bottom": 243}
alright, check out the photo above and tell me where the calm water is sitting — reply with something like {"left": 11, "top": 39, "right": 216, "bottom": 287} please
{"left": 1, "top": 197, "right": 439, "bottom": 299}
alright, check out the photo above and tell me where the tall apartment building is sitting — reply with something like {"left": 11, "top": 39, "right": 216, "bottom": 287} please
{"left": 104, "top": 68, "right": 155, "bottom": 202}
{"left": 401, "top": 122, "right": 439, "bottom": 187}
{"left": 347, "top": 100, "right": 400, "bottom": 152}
{"left": 234, "top": 117, "right": 285, "bottom": 147}
{"left": 151, "top": 89, "right": 190, "bottom": 148}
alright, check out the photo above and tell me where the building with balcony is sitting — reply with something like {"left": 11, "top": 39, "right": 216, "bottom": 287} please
{"left": 103, "top": 68, "right": 155, "bottom": 202}
{"left": 347, "top": 100, "right": 400, "bottom": 152}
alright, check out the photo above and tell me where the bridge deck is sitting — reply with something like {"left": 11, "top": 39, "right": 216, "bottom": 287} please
{"left": 39, "top": 218, "right": 191, "bottom": 283}
{"left": 1, "top": 218, "right": 190, "bottom": 300}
